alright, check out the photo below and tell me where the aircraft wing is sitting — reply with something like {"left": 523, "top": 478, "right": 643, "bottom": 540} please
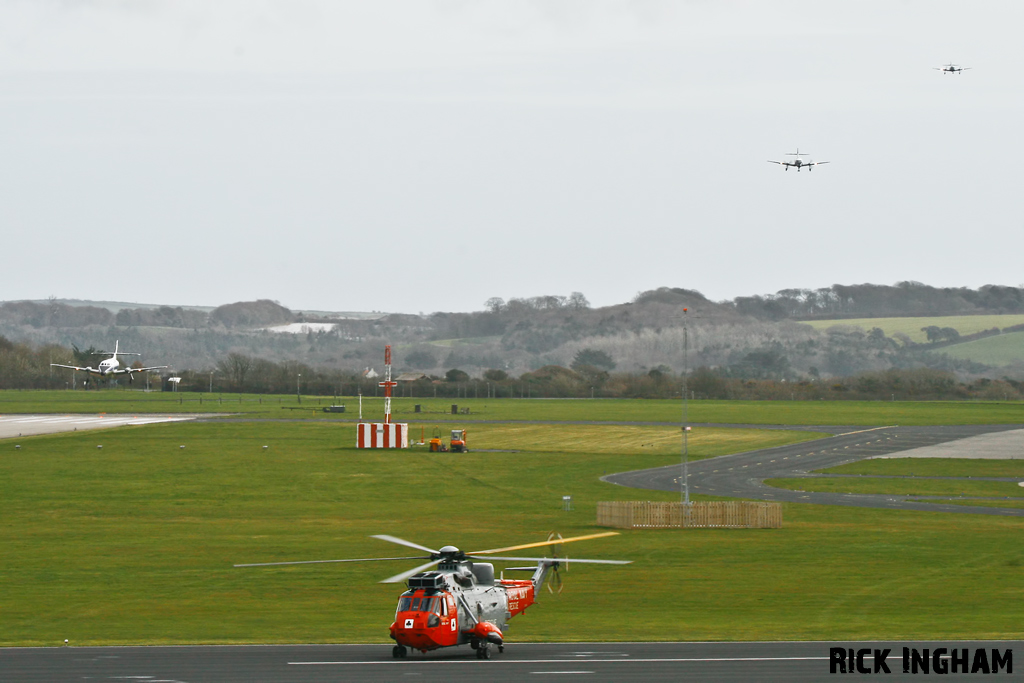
{"left": 50, "top": 363, "right": 89, "bottom": 372}
{"left": 812, "top": 161, "right": 830, "bottom": 165}
{"left": 767, "top": 160, "right": 782, "bottom": 164}
{"left": 120, "top": 366, "right": 169, "bottom": 374}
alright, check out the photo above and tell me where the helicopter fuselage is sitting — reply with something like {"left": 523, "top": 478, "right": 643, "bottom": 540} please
{"left": 389, "top": 562, "right": 539, "bottom": 655}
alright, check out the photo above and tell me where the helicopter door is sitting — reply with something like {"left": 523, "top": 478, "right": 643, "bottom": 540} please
{"left": 429, "top": 593, "right": 456, "bottom": 646}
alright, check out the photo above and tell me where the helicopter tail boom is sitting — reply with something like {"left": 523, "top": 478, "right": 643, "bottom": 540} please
{"left": 528, "top": 559, "right": 557, "bottom": 594}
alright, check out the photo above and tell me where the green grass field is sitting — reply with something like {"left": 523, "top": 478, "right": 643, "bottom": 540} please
{"left": 767, "top": 457, "right": 1024, "bottom": 505}
{"left": 424, "top": 336, "right": 501, "bottom": 347}
{"left": 3, "top": 418, "right": 1023, "bottom": 646}
{"left": 472, "top": 424, "right": 821, "bottom": 456}
{"left": 934, "top": 331, "right": 1024, "bottom": 366}
{"left": 767, "top": 477, "right": 1024, "bottom": 499}
{"left": 818, "top": 458, "right": 1024, "bottom": 478}
{"left": 5, "top": 390, "right": 1024, "bottom": 425}
{"left": 800, "top": 313, "right": 1024, "bottom": 342}
{"left": 944, "top": 499, "right": 1024, "bottom": 509}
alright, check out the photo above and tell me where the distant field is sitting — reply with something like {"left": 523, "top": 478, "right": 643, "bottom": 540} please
{"left": 424, "top": 336, "right": 501, "bottom": 347}
{"left": 935, "top": 331, "right": 1024, "bottom": 365}
{"left": 3, "top": 391, "right": 1024, "bottom": 425}
{"left": 800, "top": 314, "right": 1024, "bottom": 342}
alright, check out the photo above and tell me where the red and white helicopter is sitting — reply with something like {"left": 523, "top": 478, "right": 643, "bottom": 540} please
{"left": 50, "top": 340, "right": 168, "bottom": 384}
{"left": 237, "top": 532, "right": 630, "bottom": 659}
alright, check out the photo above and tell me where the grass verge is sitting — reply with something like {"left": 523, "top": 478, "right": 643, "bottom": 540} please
{"left": 4, "top": 391, "right": 1024, "bottom": 425}
{"left": 2, "top": 421, "right": 1022, "bottom": 645}
{"left": 766, "top": 477, "right": 1024, "bottom": 499}
{"left": 817, "top": 458, "right": 1024, "bottom": 478}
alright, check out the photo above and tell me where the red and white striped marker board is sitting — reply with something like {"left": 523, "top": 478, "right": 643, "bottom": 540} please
{"left": 356, "top": 422, "right": 409, "bottom": 449}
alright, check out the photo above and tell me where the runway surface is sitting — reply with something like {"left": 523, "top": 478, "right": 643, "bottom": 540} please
{"left": 605, "top": 424, "right": 1024, "bottom": 516}
{"left": 5, "top": 641, "right": 1019, "bottom": 682}
{"left": 0, "top": 414, "right": 212, "bottom": 439}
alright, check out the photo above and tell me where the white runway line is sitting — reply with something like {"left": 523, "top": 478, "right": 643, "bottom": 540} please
{"left": 289, "top": 656, "right": 829, "bottom": 665}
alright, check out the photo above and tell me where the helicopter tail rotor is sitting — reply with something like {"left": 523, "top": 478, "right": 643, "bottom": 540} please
{"left": 547, "top": 565, "right": 563, "bottom": 594}
{"left": 544, "top": 532, "right": 566, "bottom": 594}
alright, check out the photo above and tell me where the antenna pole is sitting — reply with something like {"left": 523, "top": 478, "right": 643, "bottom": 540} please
{"left": 379, "top": 345, "right": 397, "bottom": 424}
{"left": 682, "top": 308, "right": 690, "bottom": 506}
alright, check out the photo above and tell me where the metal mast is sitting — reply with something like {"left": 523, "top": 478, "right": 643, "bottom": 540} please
{"left": 379, "top": 345, "right": 398, "bottom": 424}
{"left": 681, "top": 308, "right": 692, "bottom": 506}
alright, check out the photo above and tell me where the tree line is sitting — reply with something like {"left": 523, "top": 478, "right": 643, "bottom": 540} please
{"left": 734, "top": 282, "right": 1024, "bottom": 320}
{"left": 5, "top": 282, "right": 1024, "bottom": 384}
{"left": 4, "top": 337, "right": 1019, "bottom": 402}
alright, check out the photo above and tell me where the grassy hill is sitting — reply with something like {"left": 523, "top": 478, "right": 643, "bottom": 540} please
{"left": 936, "top": 331, "right": 1024, "bottom": 366}
{"left": 800, "top": 314, "right": 1024, "bottom": 343}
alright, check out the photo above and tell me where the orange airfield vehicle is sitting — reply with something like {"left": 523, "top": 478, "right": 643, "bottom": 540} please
{"left": 237, "top": 532, "right": 630, "bottom": 660}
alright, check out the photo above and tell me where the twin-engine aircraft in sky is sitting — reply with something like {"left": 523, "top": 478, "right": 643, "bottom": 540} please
{"left": 768, "top": 63, "right": 968, "bottom": 172}
{"left": 767, "top": 149, "right": 830, "bottom": 172}
{"left": 50, "top": 340, "right": 168, "bottom": 383}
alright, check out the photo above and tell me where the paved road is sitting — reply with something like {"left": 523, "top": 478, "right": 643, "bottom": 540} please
{"left": 0, "top": 414, "right": 208, "bottom": 439}
{"left": 605, "top": 424, "right": 1024, "bottom": 516}
{"left": 4, "top": 641, "right": 1019, "bottom": 682}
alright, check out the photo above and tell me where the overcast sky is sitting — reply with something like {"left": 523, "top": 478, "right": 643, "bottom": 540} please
{"left": 3, "top": 1, "right": 1022, "bottom": 314}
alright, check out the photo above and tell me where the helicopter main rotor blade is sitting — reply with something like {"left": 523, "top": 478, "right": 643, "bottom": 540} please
{"left": 371, "top": 534, "right": 440, "bottom": 555}
{"left": 235, "top": 556, "right": 428, "bottom": 568}
{"left": 468, "top": 554, "right": 631, "bottom": 565}
{"left": 469, "top": 531, "right": 619, "bottom": 556}
{"left": 380, "top": 559, "right": 443, "bottom": 584}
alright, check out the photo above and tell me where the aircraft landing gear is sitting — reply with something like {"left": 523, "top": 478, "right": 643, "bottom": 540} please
{"left": 392, "top": 645, "right": 407, "bottom": 658}
{"left": 498, "top": 645, "right": 504, "bottom": 653}
{"left": 475, "top": 643, "right": 491, "bottom": 659}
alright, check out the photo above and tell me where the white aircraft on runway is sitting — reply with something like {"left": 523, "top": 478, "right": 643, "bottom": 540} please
{"left": 51, "top": 341, "right": 168, "bottom": 384}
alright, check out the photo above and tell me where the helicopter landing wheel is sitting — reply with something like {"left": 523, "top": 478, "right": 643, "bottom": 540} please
{"left": 470, "top": 638, "right": 479, "bottom": 650}
{"left": 498, "top": 645, "right": 504, "bottom": 653}
{"left": 476, "top": 643, "right": 491, "bottom": 659}
{"left": 392, "top": 645, "right": 407, "bottom": 658}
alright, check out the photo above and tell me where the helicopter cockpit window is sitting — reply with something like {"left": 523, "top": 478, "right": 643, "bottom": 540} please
{"left": 397, "top": 596, "right": 442, "bottom": 614}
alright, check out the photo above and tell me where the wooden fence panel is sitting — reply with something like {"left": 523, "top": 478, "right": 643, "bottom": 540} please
{"left": 596, "top": 501, "right": 781, "bottom": 529}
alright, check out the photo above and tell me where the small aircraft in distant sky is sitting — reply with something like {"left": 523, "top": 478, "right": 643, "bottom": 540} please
{"left": 934, "top": 63, "right": 971, "bottom": 75}
{"left": 767, "top": 149, "right": 829, "bottom": 172}
{"left": 50, "top": 340, "right": 168, "bottom": 383}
